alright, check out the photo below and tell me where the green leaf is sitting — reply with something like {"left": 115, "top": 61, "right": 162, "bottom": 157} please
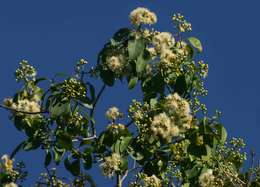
{"left": 119, "top": 136, "right": 132, "bottom": 153}
{"left": 23, "top": 139, "right": 40, "bottom": 151}
{"left": 128, "top": 77, "right": 138, "bottom": 90}
{"left": 149, "top": 98, "right": 157, "bottom": 109}
{"left": 215, "top": 124, "right": 227, "bottom": 144}
{"left": 185, "top": 164, "right": 202, "bottom": 179}
{"left": 182, "top": 183, "right": 190, "bottom": 187}
{"left": 64, "top": 158, "right": 80, "bottom": 176}
{"left": 188, "top": 37, "right": 203, "bottom": 53}
{"left": 136, "top": 53, "right": 147, "bottom": 73}
{"left": 49, "top": 100, "right": 71, "bottom": 119}
{"left": 127, "top": 147, "right": 144, "bottom": 161}
{"left": 128, "top": 38, "right": 145, "bottom": 60}
{"left": 112, "top": 140, "right": 121, "bottom": 154}
{"left": 57, "top": 132, "right": 73, "bottom": 150}
{"left": 44, "top": 150, "right": 52, "bottom": 167}
{"left": 83, "top": 152, "right": 92, "bottom": 170}
{"left": 53, "top": 146, "right": 65, "bottom": 165}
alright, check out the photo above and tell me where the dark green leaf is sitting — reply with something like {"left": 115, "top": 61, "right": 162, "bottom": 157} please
{"left": 64, "top": 158, "right": 80, "bottom": 176}
{"left": 44, "top": 150, "right": 52, "bottom": 167}
{"left": 100, "top": 69, "right": 115, "bottom": 86}
{"left": 113, "top": 28, "right": 131, "bottom": 42}
{"left": 57, "top": 132, "right": 73, "bottom": 150}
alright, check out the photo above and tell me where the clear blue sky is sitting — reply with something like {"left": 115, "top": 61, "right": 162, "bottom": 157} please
{"left": 0, "top": 0, "right": 259, "bottom": 186}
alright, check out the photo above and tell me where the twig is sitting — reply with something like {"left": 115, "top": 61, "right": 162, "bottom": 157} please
{"left": 90, "top": 84, "right": 106, "bottom": 136}
{"left": 72, "top": 135, "right": 97, "bottom": 142}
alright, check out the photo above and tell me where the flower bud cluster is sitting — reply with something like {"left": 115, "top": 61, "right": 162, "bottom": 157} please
{"left": 198, "top": 60, "right": 209, "bottom": 78}
{"left": 142, "top": 174, "right": 161, "bottom": 187}
{"left": 170, "top": 139, "right": 190, "bottom": 161}
{"left": 67, "top": 112, "right": 86, "bottom": 127}
{"left": 106, "top": 123, "right": 127, "bottom": 135}
{"left": 172, "top": 13, "right": 192, "bottom": 32}
{"left": 61, "top": 78, "right": 86, "bottom": 99}
{"left": 100, "top": 153, "right": 121, "bottom": 178}
{"left": 15, "top": 60, "right": 37, "bottom": 82}
{"left": 130, "top": 7, "right": 157, "bottom": 26}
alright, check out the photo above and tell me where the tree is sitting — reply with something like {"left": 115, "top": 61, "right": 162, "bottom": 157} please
{"left": 0, "top": 7, "right": 259, "bottom": 187}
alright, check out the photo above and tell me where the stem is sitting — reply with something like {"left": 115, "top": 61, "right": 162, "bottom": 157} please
{"left": 10, "top": 141, "right": 25, "bottom": 159}
{"left": 90, "top": 84, "right": 106, "bottom": 136}
{"left": 116, "top": 174, "right": 122, "bottom": 187}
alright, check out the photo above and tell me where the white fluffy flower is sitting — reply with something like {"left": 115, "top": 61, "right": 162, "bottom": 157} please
{"left": 160, "top": 48, "right": 177, "bottom": 63}
{"left": 4, "top": 183, "right": 18, "bottom": 187}
{"left": 16, "top": 99, "right": 41, "bottom": 113}
{"left": 199, "top": 169, "right": 215, "bottom": 187}
{"left": 100, "top": 153, "right": 121, "bottom": 178}
{"left": 1, "top": 154, "right": 13, "bottom": 172}
{"left": 164, "top": 93, "right": 192, "bottom": 130}
{"left": 106, "top": 55, "right": 125, "bottom": 74}
{"left": 105, "top": 106, "right": 121, "bottom": 121}
{"left": 151, "top": 112, "right": 179, "bottom": 142}
{"left": 130, "top": 7, "right": 157, "bottom": 26}
{"left": 153, "top": 32, "right": 175, "bottom": 51}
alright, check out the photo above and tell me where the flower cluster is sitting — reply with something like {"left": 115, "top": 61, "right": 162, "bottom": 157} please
{"left": 3, "top": 98, "right": 41, "bottom": 114}
{"left": 3, "top": 182, "right": 18, "bottom": 187}
{"left": 100, "top": 153, "right": 121, "bottom": 178}
{"left": 198, "top": 169, "right": 216, "bottom": 187}
{"left": 130, "top": 7, "right": 157, "bottom": 26}
{"left": 67, "top": 112, "right": 86, "bottom": 126}
{"left": 170, "top": 139, "right": 190, "bottom": 161}
{"left": 106, "top": 55, "right": 126, "bottom": 75}
{"left": 164, "top": 93, "right": 193, "bottom": 131}
{"left": 105, "top": 106, "right": 122, "bottom": 121}
{"left": 151, "top": 112, "right": 180, "bottom": 142}
{"left": 142, "top": 174, "right": 161, "bottom": 187}
{"left": 198, "top": 60, "right": 209, "bottom": 78}
{"left": 106, "top": 123, "right": 127, "bottom": 135}
{"left": 0, "top": 155, "right": 19, "bottom": 187}
{"left": 172, "top": 13, "right": 192, "bottom": 32}
{"left": 153, "top": 32, "right": 175, "bottom": 52}
{"left": 1, "top": 155, "right": 14, "bottom": 173}
{"left": 61, "top": 78, "right": 86, "bottom": 99}
{"left": 15, "top": 60, "right": 37, "bottom": 82}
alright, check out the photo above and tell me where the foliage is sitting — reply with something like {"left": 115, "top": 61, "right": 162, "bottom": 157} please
{"left": 0, "top": 6, "right": 259, "bottom": 187}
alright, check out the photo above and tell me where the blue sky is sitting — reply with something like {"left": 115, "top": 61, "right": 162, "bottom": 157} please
{"left": 0, "top": 0, "right": 259, "bottom": 186}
